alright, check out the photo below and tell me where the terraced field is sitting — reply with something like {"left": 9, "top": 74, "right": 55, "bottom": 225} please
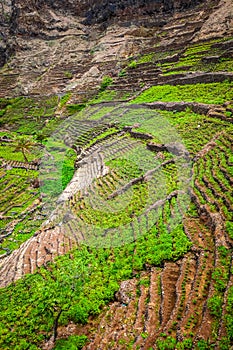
{"left": 0, "top": 2, "right": 233, "bottom": 349}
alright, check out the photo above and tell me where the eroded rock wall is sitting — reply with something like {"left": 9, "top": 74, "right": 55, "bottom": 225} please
{"left": 0, "top": 0, "right": 13, "bottom": 66}
{"left": 83, "top": 0, "right": 205, "bottom": 25}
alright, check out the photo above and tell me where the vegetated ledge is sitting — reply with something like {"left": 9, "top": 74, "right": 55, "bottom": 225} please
{"left": 147, "top": 142, "right": 190, "bottom": 159}
{"left": 140, "top": 101, "right": 233, "bottom": 122}
{"left": 107, "top": 159, "right": 174, "bottom": 199}
{"left": 91, "top": 101, "right": 225, "bottom": 116}
{"left": 139, "top": 101, "right": 215, "bottom": 115}
{"left": 123, "top": 126, "right": 153, "bottom": 140}
{"left": 119, "top": 101, "right": 221, "bottom": 115}
{"left": 157, "top": 72, "right": 233, "bottom": 86}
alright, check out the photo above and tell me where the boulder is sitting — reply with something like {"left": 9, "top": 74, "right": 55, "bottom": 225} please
{"left": 115, "top": 279, "right": 136, "bottom": 304}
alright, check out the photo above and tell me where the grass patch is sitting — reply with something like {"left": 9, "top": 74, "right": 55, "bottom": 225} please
{"left": 59, "top": 93, "right": 71, "bottom": 108}
{"left": 90, "top": 90, "right": 117, "bottom": 104}
{"left": 66, "top": 103, "right": 86, "bottom": 114}
{"left": 131, "top": 81, "right": 233, "bottom": 105}
{"left": 0, "top": 96, "right": 58, "bottom": 133}
{"left": 62, "top": 148, "right": 76, "bottom": 190}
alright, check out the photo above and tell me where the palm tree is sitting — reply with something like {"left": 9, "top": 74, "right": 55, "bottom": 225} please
{"left": 13, "top": 136, "right": 37, "bottom": 162}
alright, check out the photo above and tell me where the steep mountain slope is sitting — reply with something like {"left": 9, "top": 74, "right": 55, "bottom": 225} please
{"left": 0, "top": 0, "right": 233, "bottom": 349}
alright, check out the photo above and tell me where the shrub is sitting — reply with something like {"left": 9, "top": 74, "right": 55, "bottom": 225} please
{"left": 54, "top": 335, "right": 88, "bottom": 350}
{"left": 62, "top": 148, "right": 76, "bottom": 189}
{"left": 207, "top": 295, "right": 223, "bottom": 318}
{"left": 225, "top": 221, "right": 233, "bottom": 239}
{"left": 176, "top": 338, "right": 193, "bottom": 349}
{"left": 66, "top": 104, "right": 86, "bottom": 114}
{"left": 156, "top": 336, "right": 176, "bottom": 350}
{"left": 128, "top": 60, "right": 137, "bottom": 69}
{"left": 196, "top": 339, "right": 210, "bottom": 350}
{"left": 100, "top": 76, "right": 113, "bottom": 92}
{"left": 60, "top": 93, "right": 71, "bottom": 108}
{"left": 131, "top": 82, "right": 233, "bottom": 105}
{"left": 64, "top": 71, "right": 73, "bottom": 79}
{"left": 118, "top": 69, "right": 126, "bottom": 77}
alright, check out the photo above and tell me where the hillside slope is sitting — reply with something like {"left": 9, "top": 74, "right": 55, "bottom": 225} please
{"left": 0, "top": 0, "right": 233, "bottom": 349}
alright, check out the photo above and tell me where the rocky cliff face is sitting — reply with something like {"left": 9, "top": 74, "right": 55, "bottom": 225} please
{"left": 0, "top": 0, "right": 13, "bottom": 66}
{"left": 0, "top": 0, "right": 206, "bottom": 67}
{"left": 83, "top": 0, "right": 204, "bottom": 25}
{"left": 0, "top": 0, "right": 231, "bottom": 98}
{"left": 1, "top": 0, "right": 205, "bottom": 36}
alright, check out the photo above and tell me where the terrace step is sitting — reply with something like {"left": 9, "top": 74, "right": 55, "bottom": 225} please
{"left": 157, "top": 72, "right": 233, "bottom": 86}
{"left": 0, "top": 74, "right": 19, "bottom": 98}
{"left": 160, "top": 262, "right": 180, "bottom": 326}
{"left": 218, "top": 270, "right": 233, "bottom": 341}
{"left": 164, "top": 254, "right": 197, "bottom": 336}
{"left": 142, "top": 268, "right": 162, "bottom": 348}
{"left": 1, "top": 159, "right": 38, "bottom": 170}
{"left": 0, "top": 222, "right": 81, "bottom": 287}
{"left": 179, "top": 251, "right": 214, "bottom": 338}
{"left": 84, "top": 271, "right": 162, "bottom": 349}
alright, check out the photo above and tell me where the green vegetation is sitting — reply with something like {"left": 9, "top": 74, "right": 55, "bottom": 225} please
{"left": 208, "top": 295, "right": 223, "bottom": 318}
{"left": 39, "top": 137, "right": 75, "bottom": 199}
{"left": 131, "top": 81, "right": 233, "bottom": 104}
{"left": 84, "top": 127, "right": 119, "bottom": 148}
{"left": 193, "top": 132, "right": 233, "bottom": 221}
{"left": 0, "top": 165, "right": 41, "bottom": 254}
{"left": 0, "top": 253, "right": 89, "bottom": 348}
{"left": 90, "top": 90, "right": 117, "bottom": 103}
{"left": 12, "top": 135, "right": 38, "bottom": 162}
{"left": 61, "top": 149, "right": 76, "bottom": 189}
{"left": 118, "top": 68, "right": 127, "bottom": 77}
{"left": 224, "top": 287, "right": 233, "bottom": 345}
{"left": 146, "top": 109, "right": 233, "bottom": 154}
{"left": 137, "top": 53, "right": 155, "bottom": 63}
{"left": 0, "top": 95, "right": 193, "bottom": 345}
{"left": 64, "top": 71, "right": 73, "bottom": 79}
{"left": 60, "top": 93, "right": 72, "bottom": 108}
{"left": 225, "top": 221, "right": 233, "bottom": 239}
{"left": 90, "top": 89, "right": 132, "bottom": 104}
{"left": 66, "top": 103, "right": 86, "bottom": 114}
{"left": 156, "top": 335, "right": 193, "bottom": 350}
{"left": 128, "top": 60, "right": 137, "bottom": 69}
{"left": 88, "top": 106, "right": 117, "bottom": 120}
{"left": 0, "top": 135, "right": 39, "bottom": 163}
{"left": 100, "top": 76, "right": 113, "bottom": 92}
{"left": 155, "top": 38, "right": 233, "bottom": 74}
{"left": 0, "top": 96, "right": 58, "bottom": 134}
{"left": 0, "top": 215, "right": 191, "bottom": 348}
{"left": 54, "top": 335, "right": 88, "bottom": 350}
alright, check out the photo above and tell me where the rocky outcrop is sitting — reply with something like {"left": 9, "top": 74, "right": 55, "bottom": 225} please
{"left": 0, "top": 0, "right": 14, "bottom": 66}
{"left": 193, "top": 0, "right": 233, "bottom": 41}
{"left": 9, "top": 0, "right": 84, "bottom": 38}
{"left": 83, "top": 0, "right": 205, "bottom": 25}
{"left": 1, "top": 0, "right": 206, "bottom": 38}
{"left": 0, "top": 0, "right": 208, "bottom": 68}
{"left": 0, "top": 0, "right": 225, "bottom": 100}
